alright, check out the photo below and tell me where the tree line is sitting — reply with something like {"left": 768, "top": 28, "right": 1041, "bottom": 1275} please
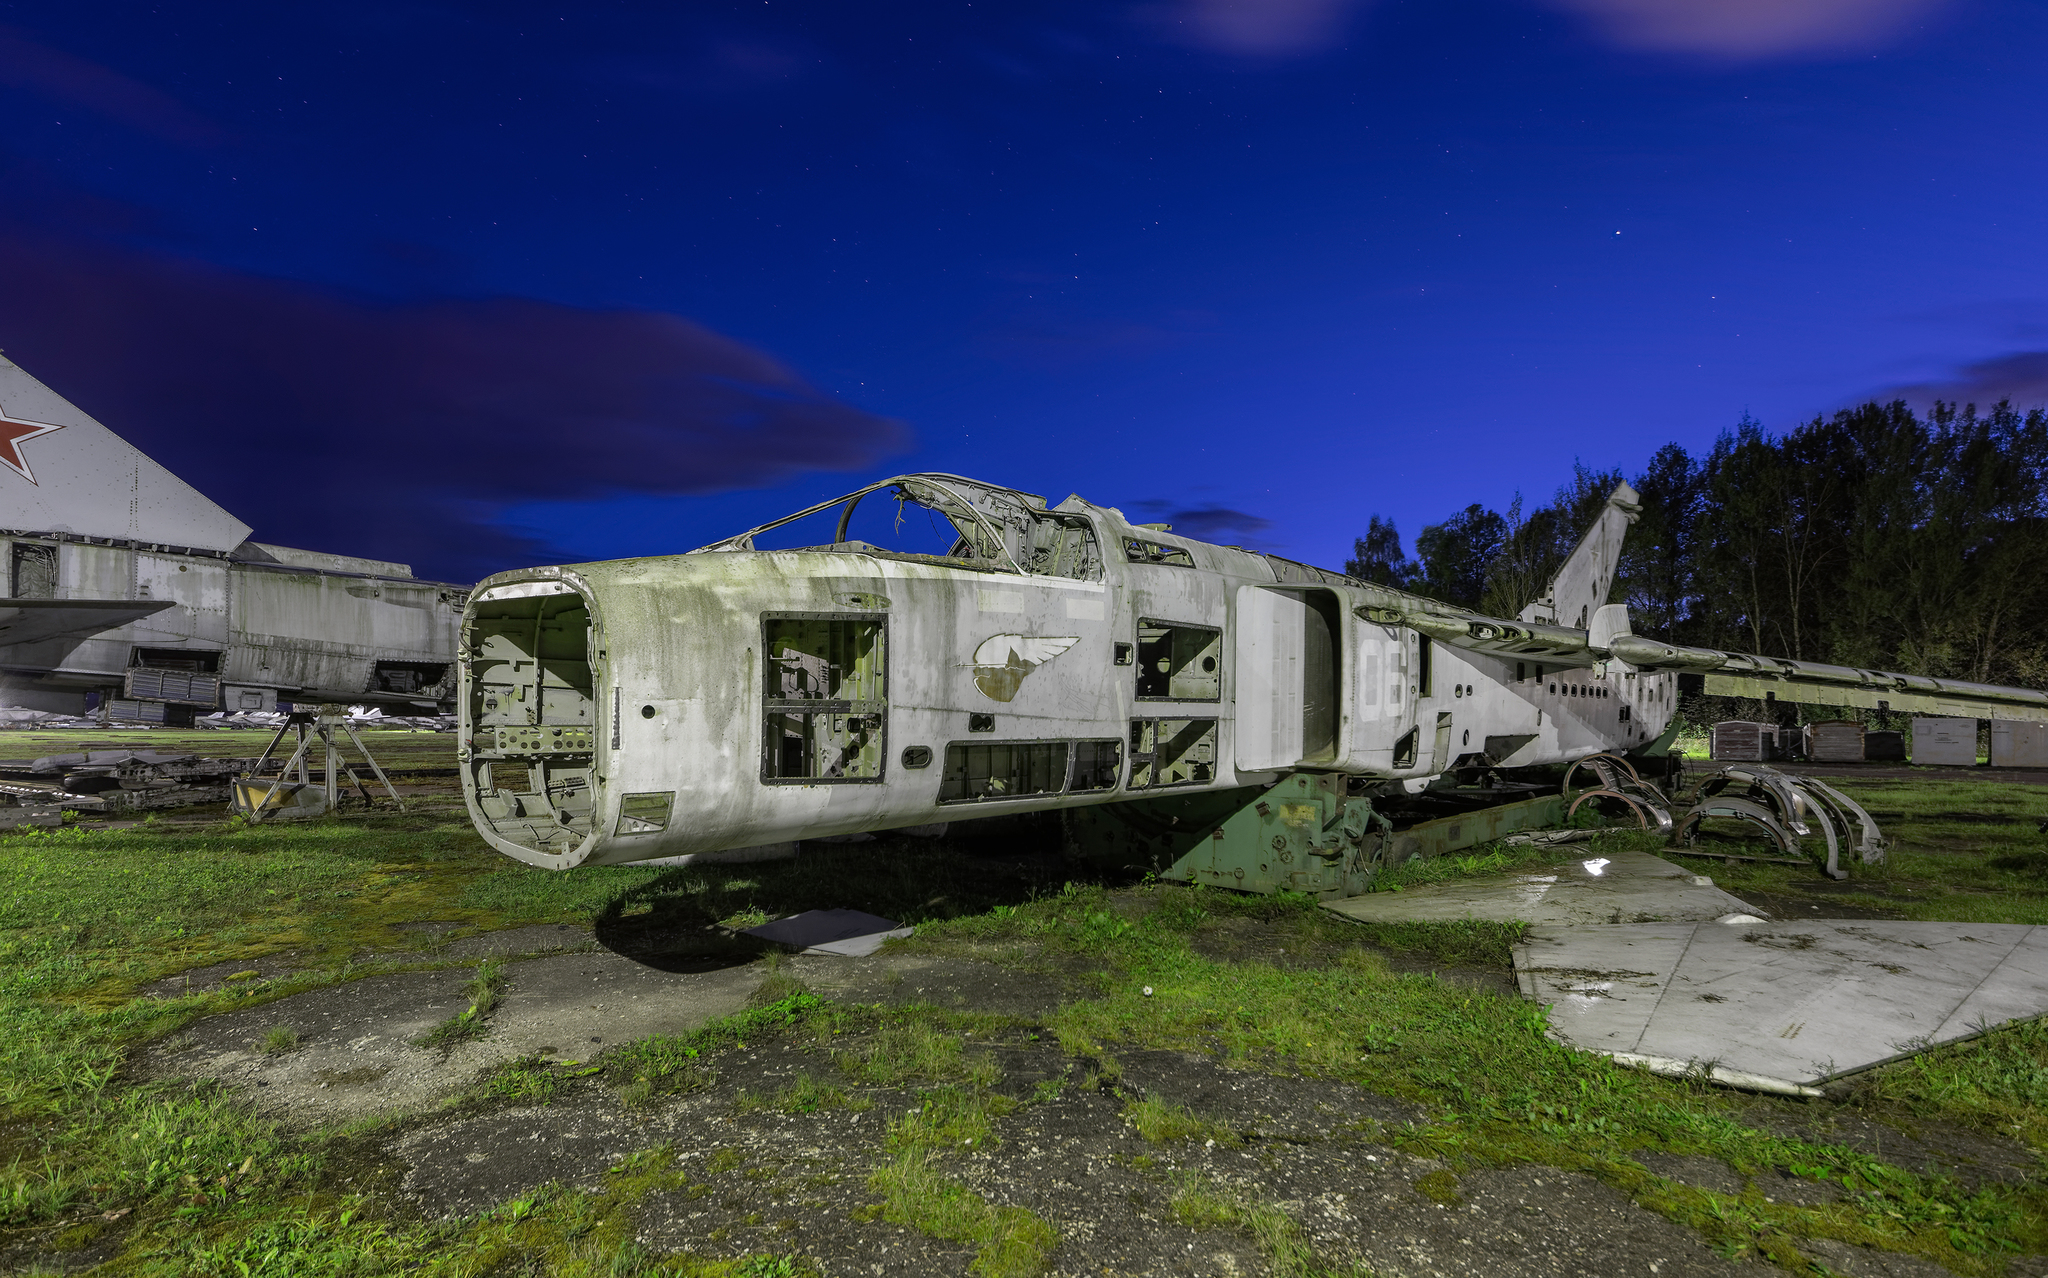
{"left": 1347, "top": 399, "right": 2048, "bottom": 691}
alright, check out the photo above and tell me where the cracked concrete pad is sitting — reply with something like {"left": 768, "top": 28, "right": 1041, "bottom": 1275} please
{"left": 482, "top": 950, "right": 759, "bottom": 1061}
{"left": 140, "top": 953, "right": 311, "bottom": 999}
{"left": 396, "top": 1097, "right": 658, "bottom": 1217}
{"left": 1516, "top": 919, "right": 2048, "bottom": 1089}
{"left": 149, "top": 951, "right": 761, "bottom": 1124}
{"left": 1634, "top": 1152, "right": 1747, "bottom": 1195}
{"left": 1324, "top": 849, "right": 1760, "bottom": 926}
{"left": 1115, "top": 1048, "right": 1426, "bottom": 1139}
{"left": 1315, "top": 1162, "right": 1761, "bottom": 1277}
{"left": 1798, "top": 1237, "right": 1962, "bottom": 1278}
{"left": 442, "top": 923, "right": 596, "bottom": 961}
{"left": 784, "top": 950, "right": 1072, "bottom": 1018}
{"left": 1738, "top": 1102, "right": 2037, "bottom": 1190}
{"left": 382, "top": 1028, "right": 1769, "bottom": 1278}
{"left": 146, "top": 968, "right": 477, "bottom": 1124}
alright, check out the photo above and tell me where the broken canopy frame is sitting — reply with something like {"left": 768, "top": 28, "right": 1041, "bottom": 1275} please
{"left": 1674, "top": 763, "right": 1887, "bottom": 881}
{"left": 689, "top": 473, "right": 1059, "bottom": 578}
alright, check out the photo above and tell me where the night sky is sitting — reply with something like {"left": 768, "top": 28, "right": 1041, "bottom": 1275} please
{"left": 2, "top": 0, "right": 2044, "bottom": 584}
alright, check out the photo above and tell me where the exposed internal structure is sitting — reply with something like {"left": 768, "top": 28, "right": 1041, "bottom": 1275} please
{"left": 762, "top": 616, "right": 886, "bottom": 782}
{"left": 1135, "top": 620, "right": 1222, "bottom": 700}
{"left": 466, "top": 589, "right": 597, "bottom": 853}
{"left": 1128, "top": 717, "right": 1218, "bottom": 788}
{"left": 938, "top": 737, "right": 1123, "bottom": 804}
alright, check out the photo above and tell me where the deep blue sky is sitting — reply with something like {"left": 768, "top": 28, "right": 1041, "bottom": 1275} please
{"left": 2, "top": 0, "right": 2044, "bottom": 582}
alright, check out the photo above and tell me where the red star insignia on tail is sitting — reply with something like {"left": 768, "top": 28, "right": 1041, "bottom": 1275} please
{"left": 0, "top": 403, "right": 64, "bottom": 485}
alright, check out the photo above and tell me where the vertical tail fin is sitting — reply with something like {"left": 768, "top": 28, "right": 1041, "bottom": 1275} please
{"left": 0, "top": 355, "right": 250, "bottom": 552}
{"left": 1518, "top": 483, "right": 1640, "bottom": 630}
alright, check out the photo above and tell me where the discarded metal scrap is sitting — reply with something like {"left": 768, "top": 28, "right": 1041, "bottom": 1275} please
{"left": 1673, "top": 763, "right": 1887, "bottom": 880}
{"left": 1561, "top": 752, "right": 1675, "bottom": 834}
{"left": 0, "top": 749, "right": 244, "bottom": 813}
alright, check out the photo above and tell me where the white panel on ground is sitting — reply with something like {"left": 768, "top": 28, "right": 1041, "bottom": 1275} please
{"left": 1233, "top": 586, "right": 1305, "bottom": 772}
{"left": 1515, "top": 920, "right": 2048, "bottom": 1091}
{"left": 0, "top": 356, "right": 251, "bottom": 552}
{"left": 1321, "top": 849, "right": 1757, "bottom": 926}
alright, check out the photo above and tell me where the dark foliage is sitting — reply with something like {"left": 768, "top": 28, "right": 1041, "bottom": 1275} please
{"left": 1351, "top": 400, "right": 2048, "bottom": 689}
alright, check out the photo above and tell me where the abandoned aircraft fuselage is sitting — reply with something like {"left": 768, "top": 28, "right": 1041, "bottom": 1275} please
{"left": 460, "top": 474, "right": 1679, "bottom": 869}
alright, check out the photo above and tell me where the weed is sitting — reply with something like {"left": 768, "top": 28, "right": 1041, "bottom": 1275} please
{"left": 836, "top": 1018, "right": 997, "bottom": 1088}
{"left": 475, "top": 1055, "right": 571, "bottom": 1103}
{"left": 259, "top": 1024, "right": 301, "bottom": 1055}
{"left": 610, "top": 993, "right": 819, "bottom": 1095}
{"left": 1413, "top": 1169, "right": 1463, "bottom": 1206}
{"left": 1168, "top": 1170, "right": 1322, "bottom": 1276}
{"left": 869, "top": 1150, "right": 1056, "bottom": 1278}
{"left": 1122, "top": 1093, "right": 1209, "bottom": 1144}
{"left": 417, "top": 957, "right": 507, "bottom": 1047}
{"left": 770, "top": 1072, "right": 865, "bottom": 1114}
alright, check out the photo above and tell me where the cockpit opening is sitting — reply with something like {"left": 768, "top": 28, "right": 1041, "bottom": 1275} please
{"left": 693, "top": 473, "right": 1101, "bottom": 580}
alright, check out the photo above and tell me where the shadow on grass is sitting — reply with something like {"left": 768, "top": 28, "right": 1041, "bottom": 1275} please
{"left": 591, "top": 825, "right": 1071, "bottom": 972}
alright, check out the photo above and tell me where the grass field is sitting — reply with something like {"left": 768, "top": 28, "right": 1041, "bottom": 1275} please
{"left": 0, "top": 732, "right": 2043, "bottom": 1276}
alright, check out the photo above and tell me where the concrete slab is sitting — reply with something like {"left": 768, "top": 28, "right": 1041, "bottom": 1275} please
{"left": 148, "top": 950, "right": 761, "bottom": 1125}
{"left": 1514, "top": 920, "right": 2048, "bottom": 1093}
{"left": 1324, "top": 849, "right": 1759, "bottom": 927}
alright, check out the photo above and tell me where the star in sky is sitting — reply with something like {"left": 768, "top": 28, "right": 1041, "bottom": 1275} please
{"left": 0, "top": 403, "right": 64, "bottom": 485}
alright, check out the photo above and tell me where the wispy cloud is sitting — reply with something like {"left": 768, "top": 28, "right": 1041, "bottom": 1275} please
{"left": 1133, "top": 500, "right": 1276, "bottom": 546}
{"left": 1137, "top": 0, "right": 1958, "bottom": 59}
{"left": 1536, "top": 0, "right": 1957, "bottom": 59}
{"left": 0, "top": 25, "right": 221, "bottom": 145}
{"left": 976, "top": 307, "right": 1218, "bottom": 370}
{"left": 0, "top": 227, "right": 908, "bottom": 582}
{"left": 1138, "top": 0, "right": 1363, "bottom": 56}
{"left": 1878, "top": 351, "right": 2048, "bottom": 413}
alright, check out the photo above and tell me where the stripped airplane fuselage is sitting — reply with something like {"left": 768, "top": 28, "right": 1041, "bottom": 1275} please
{"left": 460, "top": 475, "right": 1678, "bottom": 869}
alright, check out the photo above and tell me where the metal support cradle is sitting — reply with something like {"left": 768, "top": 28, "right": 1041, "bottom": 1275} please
{"left": 233, "top": 704, "right": 405, "bottom": 822}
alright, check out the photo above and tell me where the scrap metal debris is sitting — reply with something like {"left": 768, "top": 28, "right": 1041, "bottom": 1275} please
{"left": 1675, "top": 763, "right": 1888, "bottom": 880}
{"left": 741, "top": 909, "right": 914, "bottom": 957}
{"left": 0, "top": 750, "right": 243, "bottom": 813}
{"left": 1561, "top": 752, "right": 1676, "bottom": 834}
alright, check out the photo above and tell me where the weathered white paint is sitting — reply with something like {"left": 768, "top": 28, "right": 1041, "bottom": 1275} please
{"left": 0, "top": 355, "right": 251, "bottom": 552}
{"left": 460, "top": 478, "right": 1686, "bottom": 871}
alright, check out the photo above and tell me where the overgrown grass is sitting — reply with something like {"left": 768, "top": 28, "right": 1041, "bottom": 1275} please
{"left": 930, "top": 877, "right": 2047, "bottom": 1275}
{"left": 1168, "top": 1168, "right": 1346, "bottom": 1277}
{"left": 418, "top": 958, "right": 508, "bottom": 1046}
{"left": 868, "top": 1151, "right": 1056, "bottom": 1278}
{"left": 1, "top": 743, "right": 2042, "bottom": 1276}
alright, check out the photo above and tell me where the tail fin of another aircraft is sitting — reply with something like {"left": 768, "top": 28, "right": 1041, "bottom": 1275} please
{"left": 0, "top": 355, "right": 250, "bottom": 553}
{"left": 1517, "top": 482, "right": 1641, "bottom": 630}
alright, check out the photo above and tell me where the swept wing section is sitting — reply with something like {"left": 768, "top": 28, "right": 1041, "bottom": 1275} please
{"left": 0, "top": 599, "right": 178, "bottom": 647}
{"left": 1360, "top": 594, "right": 2048, "bottom": 723}
{"left": 1607, "top": 634, "right": 2048, "bottom": 722}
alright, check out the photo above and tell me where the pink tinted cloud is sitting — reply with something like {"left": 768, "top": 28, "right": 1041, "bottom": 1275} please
{"left": 1141, "top": 0, "right": 1954, "bottom": 58}
{"left": 1880, "top": 351, "right": 2048, "bottom": 413}
{"left": 0, "top": 25, "right": 221, "bottom": 145}
{"left": 1141, "top": 0, "right": 1363, "bottom": 55}
{"left": 0, "top": 229, "right": 908, "bottom": 580}
{"left": 1535, "top": 0, "right": 1958, "bottom": 58}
